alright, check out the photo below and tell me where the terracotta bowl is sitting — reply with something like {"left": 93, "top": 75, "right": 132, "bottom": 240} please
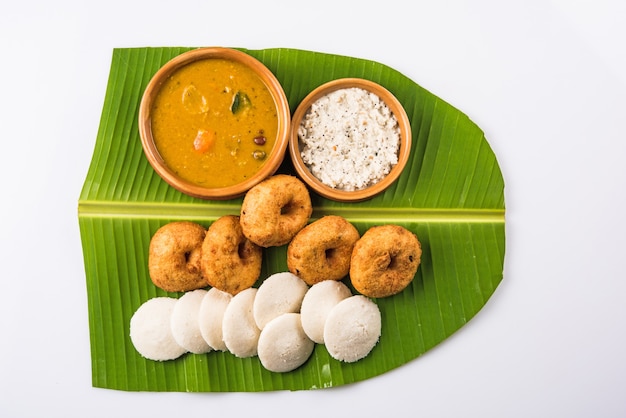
{"left": 139, "top": 47, "right": 290, "bottom": 200}
{"left": 289, "top": 78, "right": 411, "bottom": 202}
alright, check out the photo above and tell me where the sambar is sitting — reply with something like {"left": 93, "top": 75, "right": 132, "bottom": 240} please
{"left": 139, "top": 47, "right": 291, "bottom": 200}
{"left": 151, "top": 58, "right": 279, "bottom": 188}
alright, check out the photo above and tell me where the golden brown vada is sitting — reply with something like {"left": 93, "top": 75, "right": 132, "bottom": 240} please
{"left": 349, "top": 224, "right": 421, "bottom": 298}
{"left": 240, "top": 175, "right": 312, "bottom": 247}
{"left": 287, "top": 215, "right": 360, "bottom": 285}
{"left": 201, "top": 215, "right": 262, "bottom": 295}
{"left": 148, "top": 221, "right": 207, "bottom": 293}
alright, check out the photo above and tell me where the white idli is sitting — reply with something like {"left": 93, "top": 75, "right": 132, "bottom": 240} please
{"left": 170, "top": 289, "right": 212, "bottom": 354}
{"left": 222, "top": 288, "right": 260, "bottom": 358}
{"left": 198, "top": 287, "right": 232, "bottom": 351}
{"left": 253, "top": 272, "right": 308, "bottom": 329}
{"left": 323, "top": 295, "right": 381, "bottom": 362}
{"left": 257, "top": 313, "right": 314, "bottom": 373}
{"left": 300, "top": 280, "right": 352, "bottom": 344}
{"left": 130, "top": 297, "right": 187, "bottom": 361}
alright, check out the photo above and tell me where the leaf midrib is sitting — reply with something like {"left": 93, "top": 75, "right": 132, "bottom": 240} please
{"left": 77, "top": 200, "right": 504, "bottom": 223}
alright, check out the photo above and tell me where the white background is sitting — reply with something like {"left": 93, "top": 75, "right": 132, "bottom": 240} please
{"left": 1, "top": 1, "right": 625, "bottom": 417}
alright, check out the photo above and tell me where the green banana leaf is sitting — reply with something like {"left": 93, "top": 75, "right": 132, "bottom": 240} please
{"left": 78, "top": 47, "right": 505, "bottom": 392}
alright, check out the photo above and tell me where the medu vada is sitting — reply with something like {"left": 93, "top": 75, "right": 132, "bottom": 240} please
{"left": 240, "top": 174, "right": 312, "bottom": 247}
{"left": 287, "top": 215, "right": 360, "bottom": 285}
{"left": 349, "top": 224, "right": 422, "bottom": 298}
{"left": 201, "top": 215, "right": 262, "bottom": 295}
{"left": 148, "top": 221, "right": 207, "bottom": 293}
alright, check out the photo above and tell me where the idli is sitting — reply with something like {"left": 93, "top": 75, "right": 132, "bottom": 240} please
{"left": 324, "top": 295, "right": 381, "bottom": 362}
{"left": 170, "top": 289, "right": 212, "bottom": 354}
{"left": 222, "top": 288, "right": 260, "bottom": 358}
{"left": 300, "top": 280, "right": 352, "bottom": 344}
{"left": 257, "top": 313, "right": 314, "bottom": 373}
{"left": 253, "top": 272, "right": 308, "bottom": 329}
{"left": 130, "top": 297, "right": 186, "bottom": 361}
{"left": 198, "top": 287, "right": 232, "bottom": 351}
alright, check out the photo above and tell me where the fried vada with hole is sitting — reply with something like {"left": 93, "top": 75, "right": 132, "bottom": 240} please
{"left": 240, "top": 174, "right": 312, "bottom": 247}
{"left": 349, "top": 224, "right": 421, "bottom": 298}
{"left": 287, "top": 215, "right": 360, "bottom": 285}
{"left": 201, "top": 215, "right": 262, "bottom": 295}
{"left": 148, "top": 221, "right": 207, "bottom": 293}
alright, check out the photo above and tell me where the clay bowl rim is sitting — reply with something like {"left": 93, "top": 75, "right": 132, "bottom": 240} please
{"left": 138, "top": 47, "right": 291, "bottom": 200}
{"left": 289, "top": 77, "right": 412, "bottom": 203}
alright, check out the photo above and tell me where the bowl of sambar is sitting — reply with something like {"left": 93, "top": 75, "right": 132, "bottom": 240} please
{"left": 139, "top": 47, "right": 291, "bottom": 200}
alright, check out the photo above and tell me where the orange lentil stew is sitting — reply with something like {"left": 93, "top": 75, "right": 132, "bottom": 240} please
{"left": 150, "top": 58, "right": 279, "bottom": 188}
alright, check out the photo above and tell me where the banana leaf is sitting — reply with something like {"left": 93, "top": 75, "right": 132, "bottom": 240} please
{"left": 78, "top": 47, "right": 505, "bottom": 392}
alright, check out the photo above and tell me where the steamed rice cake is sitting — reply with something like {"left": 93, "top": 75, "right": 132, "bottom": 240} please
{"left": 130, "top": 297, "right": 187, "bottom": 361}
{"left": 323, "top": 295, "right": 381, "bottom": 362}
{"left": 257, "top": 313, "right": 314, "bottom": 372}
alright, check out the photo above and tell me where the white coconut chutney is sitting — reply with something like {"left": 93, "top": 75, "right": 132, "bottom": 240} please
{"left": 298, "top": 87, "right": 400, "bottom": 191}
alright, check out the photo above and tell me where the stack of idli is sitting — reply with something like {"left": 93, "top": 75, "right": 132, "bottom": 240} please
{"left": 254, "top": 272, "right": 313, "bottom": 372}
{"left": 129, "top": 271, "right": 382, "bottom": 372}
{"left": 300, "top": 281, "right": 381, "bottom": 363}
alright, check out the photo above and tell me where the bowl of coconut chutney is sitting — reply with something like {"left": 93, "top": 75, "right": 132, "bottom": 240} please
{"left": 289, "top": 78, "right": 411, "bottom": 202}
